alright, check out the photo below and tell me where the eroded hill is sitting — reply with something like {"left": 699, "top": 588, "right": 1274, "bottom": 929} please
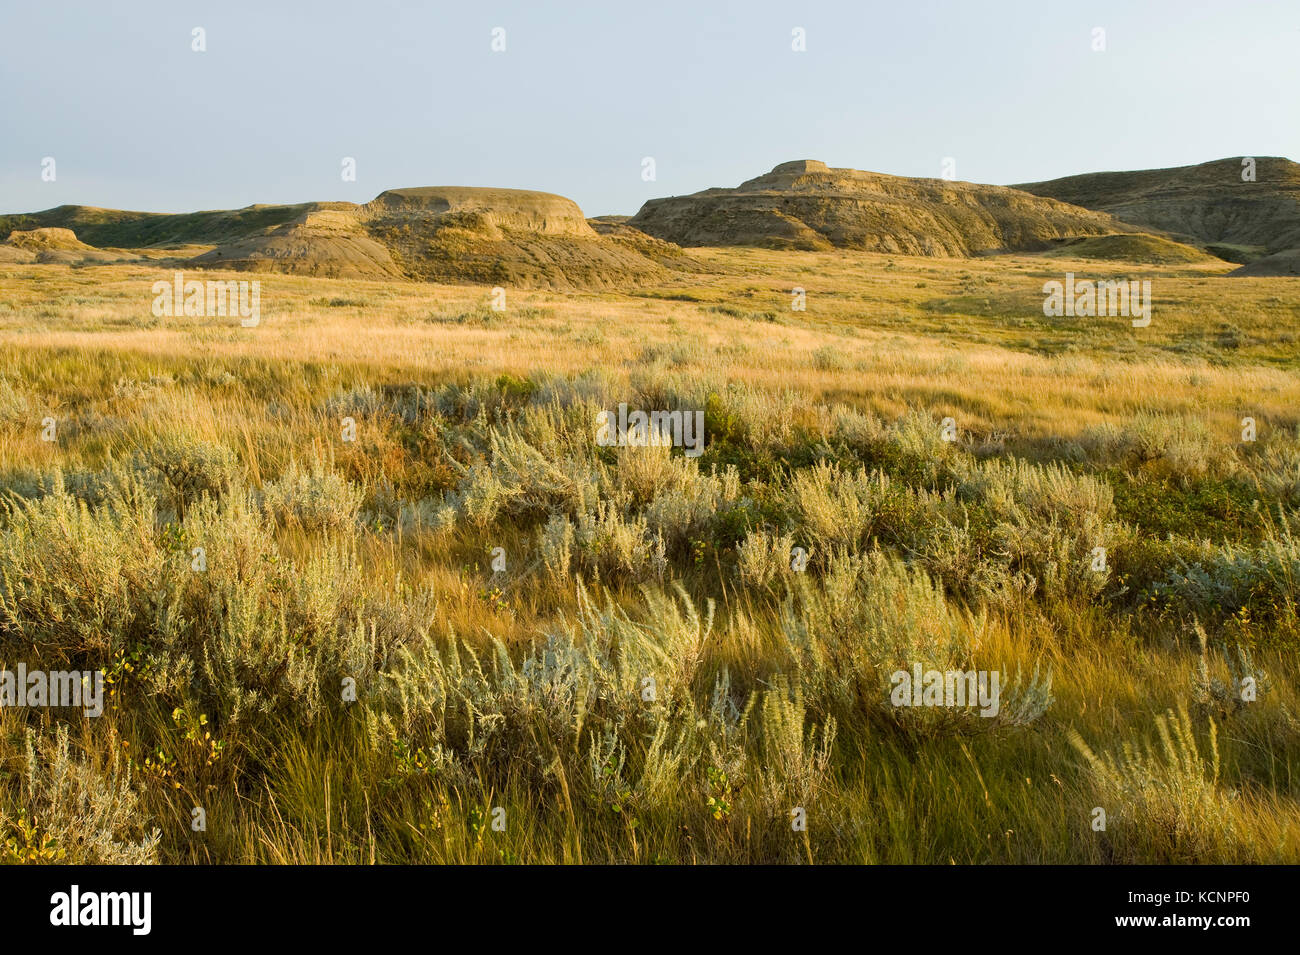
{"left": 627, "top": 159, "right": 1134, "bottom": 256}
{"left": 0, "top": 227, "right": 132, "bottom": 264}
{"left": 1040, "top": 232, "right": 1222, "bottom": 266}
{"left": 1015, "top": 157, "right": 1300, "bottom": 274}
{"left": 0, "top": 189, "right": 704, "bottom": 289}
{"left": 358, "top": 187, "right": 686, "bottom": 288}
{"left": 4, "top": 157, "right": 1295, "bottom": 282}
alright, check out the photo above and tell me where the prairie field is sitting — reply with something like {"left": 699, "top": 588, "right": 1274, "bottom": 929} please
{"left": 1, "top": 249, "right": 1299, "bottom": 864}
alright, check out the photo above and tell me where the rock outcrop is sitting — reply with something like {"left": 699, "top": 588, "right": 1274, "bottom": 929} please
{"left": 628, "top": 160, "right": 1131, "bottom": 255}
{"left": 1016, "top": 157, "right": 1300, "bottom": 272}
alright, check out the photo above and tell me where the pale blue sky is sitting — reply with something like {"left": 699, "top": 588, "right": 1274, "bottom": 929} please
{"left": 2, "top": 0, "right": 1296, "bottom": 217}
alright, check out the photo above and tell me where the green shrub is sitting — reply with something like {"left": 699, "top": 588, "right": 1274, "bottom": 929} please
{"left": 142, "top": 434, "right": 239, "bottom": 516}
{"left": 261, "top": 457, "right": 364, "bottom": 531}
{"left": 1, "top": 726, "right": 159, "bottom": 864}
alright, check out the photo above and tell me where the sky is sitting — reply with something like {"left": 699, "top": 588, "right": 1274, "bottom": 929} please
{"left": 2, "top": 0, "right": 1297, "bottom": 217}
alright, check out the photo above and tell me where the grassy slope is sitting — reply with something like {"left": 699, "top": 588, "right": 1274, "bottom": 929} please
{"left": 1041, "top": 233, "right": 1219, "bottom": 265}
{"left": 0, "top": 204, "right": 312, "bottom": 249}
{"left": 0, "top": 249, "right": 1298, "bottom": 864}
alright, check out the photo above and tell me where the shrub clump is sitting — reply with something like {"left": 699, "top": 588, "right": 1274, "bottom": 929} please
{"left": 1, "top": 726, "right": 160, "bottom": 864}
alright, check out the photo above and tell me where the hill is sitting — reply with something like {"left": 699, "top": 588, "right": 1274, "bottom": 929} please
{"left": 0, "top": 189, "right": 703, "bottom": 289}
{"left": 5, "top": 158, "right": 1295, "bottom": 280}
{"left": 189, "top": 205, "right": 404, "bottom": 280}
{"left": 1229, "top": 248, "right": 1300, "bottom": 277}
{"left": 1, "top": 227, "right": 131, "bottom": 264}
{"left": 627, "top": 159, "right": 1134, "bottom": 256}
{"left": 0, "top": 204, "right": 309, "bottom": 249}
{"left": 1040, "top": 232, "right": 1223, "bottom": 266}
{"left": 358, "top": 187, "right": 685, "bottom": 288}
{"left": 1015, "top": 157, "right": 1300, "bottom": 272}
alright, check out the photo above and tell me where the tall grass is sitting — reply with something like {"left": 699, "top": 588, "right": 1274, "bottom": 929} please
{"left": 1, "top": 256, "right": 1299, "bottom": 863}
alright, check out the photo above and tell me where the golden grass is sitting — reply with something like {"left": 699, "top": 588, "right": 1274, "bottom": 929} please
{"left": 0, "top": 248, "right": 1298, "bottom": 864}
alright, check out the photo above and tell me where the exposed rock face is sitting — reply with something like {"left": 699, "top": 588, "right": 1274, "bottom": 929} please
{"left": 190, "top": 205, "right": 404, "bottom": 280}
{"left": 1015, "top": 157, "right": 1300, "bottom": 267}
{"left": 357, "top": 187, "right": 689, "bottom": 288}
{"left": 364, "top": 187, "right": 596, "bottom": 237}
{"left": 0, "top": 189, "right": 703, "bottom": 288}
{"left": 627, "top": 161, "right": 1129, "bottom": 255}
{"left": 2, "top": 227, "right": 129, "bottom": 263}
{"left": 587, "top": 216, "right": 720, "bottom": 272}
{"left": 769, "top": 160, "right": 831, "bottom": 175}
{"left": 5, "top": 227, "right": 91, "bottom": 251}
